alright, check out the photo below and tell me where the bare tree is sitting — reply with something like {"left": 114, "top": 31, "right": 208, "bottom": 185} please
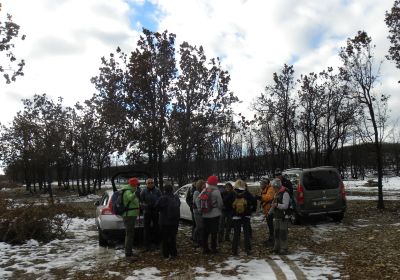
{"left": 339, "top": 31, "right": 389, "bottom": 209}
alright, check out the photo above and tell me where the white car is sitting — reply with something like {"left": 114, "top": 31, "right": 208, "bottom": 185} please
{"left": 95, "top": 189, "right": 145, "bottom": 247}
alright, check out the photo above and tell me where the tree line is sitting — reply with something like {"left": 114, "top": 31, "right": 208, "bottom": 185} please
{"left": 2, "top": 1, "right": 400, "bottom": 209}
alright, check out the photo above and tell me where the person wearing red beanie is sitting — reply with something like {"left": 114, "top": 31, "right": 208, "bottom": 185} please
{"left": 122, "top": 177, "right": 140, "bottom": 261}
{"left": 207, "top": 175, "right": 218, "bottom": 186}
{"left": 201, "top": 175, "right": 223, "bottom": 254}
{"left": 128, "top": 177, "right": 139, "bottom": 187}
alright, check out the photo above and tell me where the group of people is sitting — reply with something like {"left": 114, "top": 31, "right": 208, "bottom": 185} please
{"left": 120, "top": 171, "right": 293, "bottom": 262}
{"left": 186, "top": 171, "right": 294, "bottom": 256}
{"left": 121, "top": 177, "right": 180, "bottom": 261}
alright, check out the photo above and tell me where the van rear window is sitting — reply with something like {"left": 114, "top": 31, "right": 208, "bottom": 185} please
{"left": 302, "top": 170, "right": 339, "bottom": 190}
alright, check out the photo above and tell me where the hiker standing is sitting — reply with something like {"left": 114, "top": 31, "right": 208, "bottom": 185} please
{"left": 219, "top": 182, "right": 235, "bottom": 242}
{"left": 193, "top": 179, "right": 206, "bottom": 248}
{"left": 140, "top": 178, "right": 162, "bottom": 251}
{"left": 186, "top": 178, "right": 198, "bottom": 242}
{"left": 269, "top": 178, "right": 290, "bottom": 255}
{"left": 232, "top": 179, "right": 253, "bottom": 256}
{"left": 155, "top": 184, "right": 181, "bottom": 259}
{"left": 122, "top": 177, "right": 141, "bottom": 261}
{"left": 260, "top": 179, "right": 276, "bottom": 246}
{"left": 200, "top": 175, "right": 223, "bottom": 254}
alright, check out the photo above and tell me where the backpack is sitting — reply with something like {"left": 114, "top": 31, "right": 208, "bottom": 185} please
{"left": 233, "top": 197, "right": 247, "bottom": 215}
{"left": 199, "top": 188, "right": 213, "bottom": 214}
{"left": 111, "top": 189, "right": 129, "bottom": 216}
{"left": 167, "top": 195, "right": 181, "bottom": 220}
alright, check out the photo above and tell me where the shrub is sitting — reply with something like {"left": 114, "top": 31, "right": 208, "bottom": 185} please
{"left": 0, "top": 194, "right": 84, "bottom": 244}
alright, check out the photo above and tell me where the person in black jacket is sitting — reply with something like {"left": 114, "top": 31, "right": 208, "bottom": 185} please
{"left": 140, "top": 178, "right": 162, "bottom": 251}
{"left": 155, "top": 184, "right": 181, "bottom": 258}
{"left": 232, "top": 179, "right": 254, "bottom": 255}
{"left": 274, "top": 170, "right": 293, "bottom": 196}
{"left": 218, "top": 182, "right": 235, "bottom": 242}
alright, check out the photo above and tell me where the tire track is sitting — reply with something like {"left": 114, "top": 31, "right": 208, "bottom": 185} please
{"left": 265, "top": 256, "right": 287, "bottom": 280}
{"left": 280, "top": 255, "right": 307, "bottom": 280}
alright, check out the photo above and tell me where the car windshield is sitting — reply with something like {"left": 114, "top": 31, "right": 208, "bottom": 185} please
{"left": 302, "top": 170, "right": 339, "bottom": 190}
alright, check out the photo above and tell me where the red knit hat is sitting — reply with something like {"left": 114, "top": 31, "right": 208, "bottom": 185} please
{"left": 207, "top": 175, "right": 218, "bottom": 186}
{"left": 128, "top": 177, "right": 139, "bottom": 187}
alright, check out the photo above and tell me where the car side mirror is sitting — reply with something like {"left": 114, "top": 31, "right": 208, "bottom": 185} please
{"left": 94, "top": 201, "right": 100, "bottom": 206}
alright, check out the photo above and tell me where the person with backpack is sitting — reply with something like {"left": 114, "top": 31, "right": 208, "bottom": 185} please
{"left": 274, "top": 170, "right": 294, "bottom": 196}
{"left": 121, "top": 177, "right": 141, "bottom": 261}
{"left": 260, "top": 179, "right": 276, "bottom": 246}
{"left": 199, "top": 175, "right": 223, "bottom": 254}
{"left": 232, "top": 179, "right": 253, "bottom": 256}
{"left": 140, "top": 178, "right": 162, "bottom": 251}
{"left": 269, "top": 178, "right": 290, "bottom": 255}
{"left": 193, "top": 179, "right": 206, "bottom": 248}
{"left": 155, "top": 184, "right": 181, "bottom": 259}
{"left": 243, "top": 182, "right": 257, "bottom": 239}
{"left": 219, "top": 182, "right": 235, "bottom": 242}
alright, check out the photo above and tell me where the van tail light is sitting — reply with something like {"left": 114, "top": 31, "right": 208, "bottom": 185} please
{"left": 297, "top": 183, "right": 304, "bottom": 204}
{"left": 101, "top": 200, "right": 114, "bottom": 215}
{"left": 340, "top": 181, "right": 346, "bottom": 200}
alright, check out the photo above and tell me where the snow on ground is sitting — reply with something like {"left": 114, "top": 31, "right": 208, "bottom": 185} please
{"left": 343, "top": 176, "right": 400, "bottom": 200}
{"left": 0, "top": 214, "right": 343, "bottom": 280}
{"left": 1, "top": 177, "right": 398, "bottom": 279}
{"left": 0, "top": 217, "right": 111, "bottom": 280}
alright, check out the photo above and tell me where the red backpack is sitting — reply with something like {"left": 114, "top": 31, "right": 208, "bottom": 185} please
{"left": 199, "top": 188, "right": 213, "bottom": 214}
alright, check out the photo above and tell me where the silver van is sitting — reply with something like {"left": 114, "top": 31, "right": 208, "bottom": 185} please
{"left": 284, "top": 166, "right": 346, "bottom": 224}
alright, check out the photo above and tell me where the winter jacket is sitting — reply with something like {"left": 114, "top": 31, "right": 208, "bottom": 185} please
{"left": 261, "top": 184, "right": 276, "bottom": 215}
{"left": 272, "top": 186, "right": 290, "bottom": 219}
{"left": 199, "top": 185, "right": 223, "bottom": 218}
{"left": 193, "top": 190, "right": 201, "bottom": 215}
{"left": 186, "top": 184, "right": 196, "bottom": 209}
{"left": 244, "top": 189, "right": 257, "bottom": 212}
{"left": 155, "top": 192, "right": 181, "bottom": 226}
{"left": 222, "top": 190, "right": 236, "bottom": 213}
{"left": 122, "top": 185, "right": 140, "bottom": 217}
{"left": 232, "top": 192, "right": 253, "bottom": 218}
{"left": 140, "top": 186, "right": 162, "bottom": 212}
{"left": 281, "top": 177, "right": 294, "bottom": 197}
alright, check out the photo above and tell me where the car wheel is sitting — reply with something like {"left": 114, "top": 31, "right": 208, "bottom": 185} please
{"left": 330, "top": 212, "right": 344, "bottom": 223}
{"left": 98, "top": 229, "right": 108, "bottom": 247}
{"left": 290, "top": 211, "right": 302, "bottom": 225}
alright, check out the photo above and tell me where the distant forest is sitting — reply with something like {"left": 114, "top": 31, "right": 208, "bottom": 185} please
{"left": 3, "top": 0, "right": 400, "bottom": 212}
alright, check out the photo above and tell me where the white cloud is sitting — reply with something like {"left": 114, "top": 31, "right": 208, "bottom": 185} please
{"left": 0, "top": 0, "right": 399, "bottom": 127}
{"left": 154, "top": 0, "right": 400, "bottom": 118}
{"left": 0, "top": 0, "right": 139, "bottom": 125}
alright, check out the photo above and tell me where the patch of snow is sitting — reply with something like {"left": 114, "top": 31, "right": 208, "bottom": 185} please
{"left": 289, "top": 251, "right": 342, "bottom": 279}
{"left": 126, "top": 267, "right": 162, "bottom": 280}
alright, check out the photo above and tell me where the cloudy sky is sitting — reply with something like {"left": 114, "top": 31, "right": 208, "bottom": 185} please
{"left": 0, "top": 0, "right": 399, "bottom": 126}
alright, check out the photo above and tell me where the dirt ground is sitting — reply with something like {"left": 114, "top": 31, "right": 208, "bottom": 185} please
{"left": 2, "top": 186, "right": 400, "bottom": 279}
{"left": 67, "top": 199, "right": 400, "bottom": 280}
{"left": 293, "top": 199, "right": 400, "bottom": 280}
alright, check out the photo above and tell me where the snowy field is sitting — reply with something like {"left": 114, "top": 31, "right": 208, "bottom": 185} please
{"left": 1, "top": 177, "right": 399, "bottom": 279}
{"left": 343, "top": 176, "right": 400, "bottom": 200}
{"left": 0, "top": 215, "right": 345, "bottom": 280}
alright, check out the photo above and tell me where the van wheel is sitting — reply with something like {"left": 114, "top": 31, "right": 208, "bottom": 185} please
{"left": 330, "top": 213, "right": 344, "bottom": 223}
{"left": 98, "top": 229, "right": 108, "bottom": 247}
{"left": 290, "top": 212, "right": 302, "bottom": 225}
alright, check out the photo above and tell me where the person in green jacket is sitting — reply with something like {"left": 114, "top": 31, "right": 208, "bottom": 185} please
{"left": 123, "top": 177, "right": 141, "bottom": 261}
